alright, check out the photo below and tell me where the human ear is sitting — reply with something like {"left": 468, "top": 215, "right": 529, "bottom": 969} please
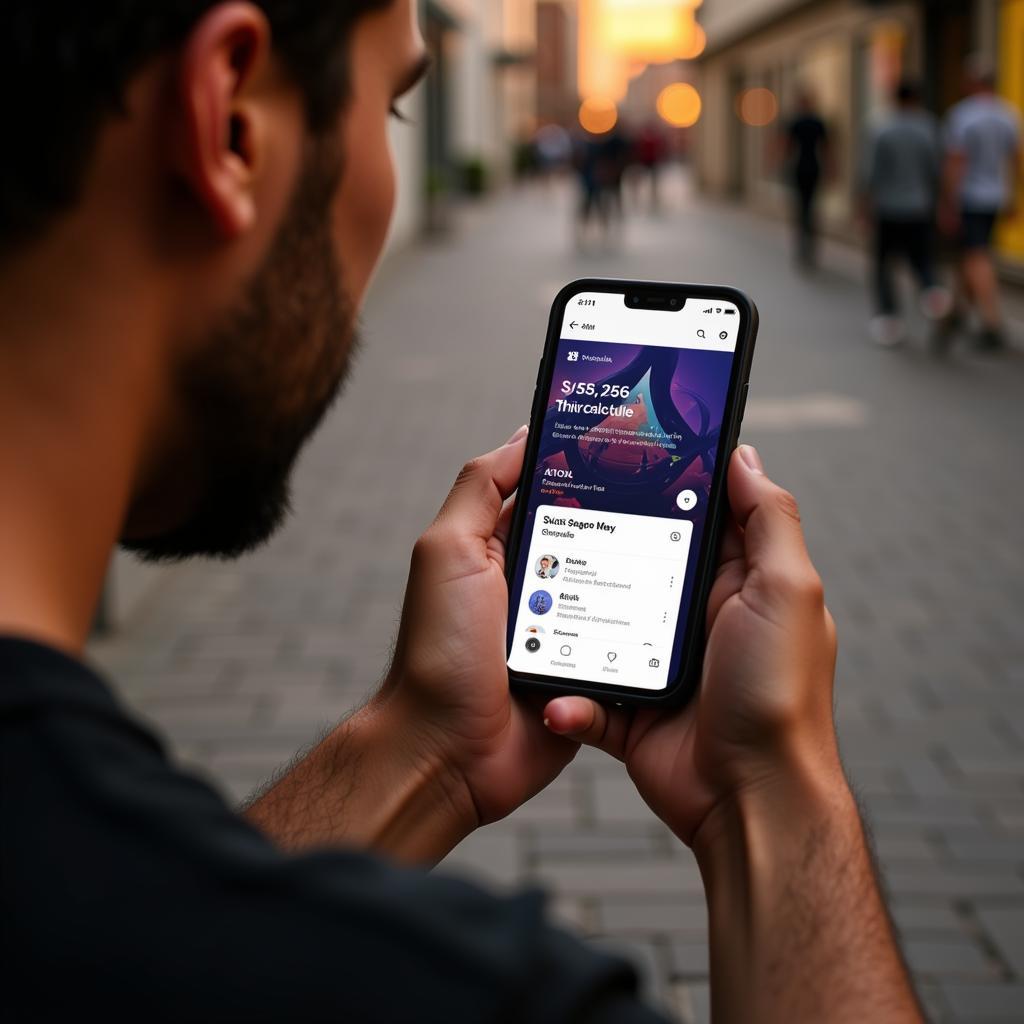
{"left": 171, "top": 2, "right": 273, "bottom": 239}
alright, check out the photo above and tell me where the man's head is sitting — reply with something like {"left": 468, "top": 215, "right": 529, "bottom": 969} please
{"left": 964, "top": 54, "right": 997, "bottom": 95}
{"left": 540, "top": 558, "right": 551, "bottom": 569}
{"left": 1, "top": 2, "right": 427, "bottom": 560}
{"left": 895, "top": 79, "right": 922, "bottom": 108}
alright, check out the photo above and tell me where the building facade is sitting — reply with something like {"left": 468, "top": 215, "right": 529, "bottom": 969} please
{"left": 389, "top": 0, "right": 537, "bottom": 243}
{"left": 695, "top": 0, "right": 1024, "bottom": 272}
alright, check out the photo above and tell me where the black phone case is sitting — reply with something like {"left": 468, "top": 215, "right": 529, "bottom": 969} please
{"left": 505, "top": 277, "right": 758, "bottom": 707}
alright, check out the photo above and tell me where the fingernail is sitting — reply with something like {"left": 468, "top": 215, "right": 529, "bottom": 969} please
{"left": 738, "top": 444, "right": 764, "bottom": 474}
{"left": 505, "top": 424, "right": 528, "bottom": 445}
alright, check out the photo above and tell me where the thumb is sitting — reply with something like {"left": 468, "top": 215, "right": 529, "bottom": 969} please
{"left": 728, "top": 446, "right": 820, "bottom": 598}
{"left": 432, "top": 425, "right": 528, "bottom": 541}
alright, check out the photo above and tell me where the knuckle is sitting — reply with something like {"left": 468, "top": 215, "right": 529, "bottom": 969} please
{"left": 456, "top": 455, "right": 487, "bottom": 485}
{"left": 774, "top": 488, "right": 802, "bottom": 524}
{"left": 766, "top": 566, "right": 824, "bottom": 605}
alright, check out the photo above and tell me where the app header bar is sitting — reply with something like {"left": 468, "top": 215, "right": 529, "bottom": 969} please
{"left": 560, "top": 291, "right": 738, "bottom": 352}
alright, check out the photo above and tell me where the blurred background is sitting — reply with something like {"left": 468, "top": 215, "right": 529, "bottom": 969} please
{"left": 91, "top": 2, "right": 1024, "bottom": 1022}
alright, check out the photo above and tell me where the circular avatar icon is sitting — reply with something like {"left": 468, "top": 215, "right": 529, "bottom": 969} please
{"left": 535, "top": 554, "right": 560, "bottom": 579}
{"left": 528, "top": 590, "right": 553, "bottom": 615}
{"left": 525, "top": 637, "right": 541, "bottom": 653}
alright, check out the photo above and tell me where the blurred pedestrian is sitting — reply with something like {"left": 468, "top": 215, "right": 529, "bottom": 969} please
{"left": 940, "top": 55, "right": 1022, "bottom": 351}
{"left": 573, "top": 124, "right": 629, "bottom": 250}
{"left": 534, "top": 123, "right": 572, "bottom": 178}
{"left": 860, "top": 78, "right": 951, "bottom": 347}
{"left": 782, "top": 88, "right": 831, "bottom": 269}
{"left": 632, "top": 120, "right": 668, "bottom": 211}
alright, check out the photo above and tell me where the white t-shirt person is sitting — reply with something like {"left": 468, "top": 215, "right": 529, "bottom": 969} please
{"left": 945, "top": 92, "right": 1021, "bottom": 212}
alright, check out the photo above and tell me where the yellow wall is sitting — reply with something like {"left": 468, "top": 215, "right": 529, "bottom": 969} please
{"left": 997, "top": 0, "right": 1024, "bottom": 262}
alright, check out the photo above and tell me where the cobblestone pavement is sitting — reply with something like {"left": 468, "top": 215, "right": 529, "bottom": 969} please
{"left": 90, "top": 176, "right": 1024, "bottom": 1023}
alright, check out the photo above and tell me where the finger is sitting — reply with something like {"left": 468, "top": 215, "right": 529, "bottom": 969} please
{"left": 728, "top": 446, "right": 815, "bottom": 571}
{"left": 434, "top": 426, "right": 528, "bottom": 541}
{"left": 493, "top": 499, "right": 516, "bottom": 550}
{"left": 728, "top": 445, "right": 822, "bottom": 604}
{"left": 543, "top": 696, "right": 632, "bottom": 761}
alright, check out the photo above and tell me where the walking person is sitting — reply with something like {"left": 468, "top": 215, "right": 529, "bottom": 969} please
{"left": 861, "top": 79, "right": 951, "bottom": 347}
{"left": 940, "top": 55, "right": 1022, "bottom": 351}
{"left": 783, "top": 89, "right": 831, "bottom": 270}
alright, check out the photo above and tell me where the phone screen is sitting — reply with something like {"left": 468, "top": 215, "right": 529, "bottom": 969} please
{"left": 506, "top": 287, "right": 745, "bottom": 695}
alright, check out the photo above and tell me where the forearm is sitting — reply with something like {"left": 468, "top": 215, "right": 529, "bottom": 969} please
{"left": 243, "top": 695, "right": 478, "bottom": 866}
{"left": 942, "top": 152, "right": 964, "bottom": 209}
{"left": 694, "top": 760, "right": 923, "bottom": 1024}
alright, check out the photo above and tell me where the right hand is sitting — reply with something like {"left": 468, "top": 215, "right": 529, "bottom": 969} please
{"left": 542, "top": 445, "right": 843, "bottom": 847}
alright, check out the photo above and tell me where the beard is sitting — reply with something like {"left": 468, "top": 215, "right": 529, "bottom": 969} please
{"left": 123, "top": 140, "right": 356, "bottom": 562}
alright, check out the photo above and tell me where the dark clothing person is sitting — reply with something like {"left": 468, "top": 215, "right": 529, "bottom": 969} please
{"left": 786, "top": 113, "right": 828, "bottom": 267}
{"left": 1, "top": 636, "right": 666, "bottom": 1023}
{"left": 872, "top": 220, "right": 937, "bottom": 315}
{"left": 862, "top": 106, "right": 943, "bottom": 320}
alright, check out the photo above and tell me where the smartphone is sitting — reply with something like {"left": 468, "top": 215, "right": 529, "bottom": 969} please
{"left": 505, "top": 278, "right": 757, "bottom": 706}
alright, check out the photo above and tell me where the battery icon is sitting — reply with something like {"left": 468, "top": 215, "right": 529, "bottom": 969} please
{"left": 724, "top": 309, "right": 736, "bottom": 315}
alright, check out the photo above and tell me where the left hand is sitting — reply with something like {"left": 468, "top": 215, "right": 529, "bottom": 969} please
{"left": 373, "top": 425, "right": 580, "bottom": 829}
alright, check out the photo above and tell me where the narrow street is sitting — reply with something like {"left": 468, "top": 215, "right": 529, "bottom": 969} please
{"left": 91, "top": 176, "right": 1024, "bottom": 1023}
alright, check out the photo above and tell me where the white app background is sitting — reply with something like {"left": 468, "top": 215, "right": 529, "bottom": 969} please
{"left": 507, "top": 505, "right": 693, "bottom": 690}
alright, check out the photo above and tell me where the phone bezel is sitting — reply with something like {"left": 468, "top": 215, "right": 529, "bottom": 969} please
{"left": 505, "top": 277, "right": 758, "bottom": 707}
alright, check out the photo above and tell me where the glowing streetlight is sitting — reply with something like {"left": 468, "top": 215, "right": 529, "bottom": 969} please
{"left": 737, "top": 87, "right": 779, "bottom": 126}
{"left": 579, "top": 97, "right": 619, "bottom": 134}
{"left": 657, "top": 82, "right": 702, "bottom": 127}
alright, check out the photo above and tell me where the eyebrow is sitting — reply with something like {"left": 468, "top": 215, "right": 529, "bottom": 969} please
{"left": 395, "top": 51, "right": 432, "bottom": 99}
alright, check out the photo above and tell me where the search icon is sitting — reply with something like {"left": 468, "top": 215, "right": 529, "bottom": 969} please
{"left": 697, "top": 329, "right": 706, "bottom": 339}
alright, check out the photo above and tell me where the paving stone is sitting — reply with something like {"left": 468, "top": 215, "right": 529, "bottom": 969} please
{"left": 530, "top": 828, "right": 668, "bottom": 860}
{"left": 881, "top": 866, "right": 1024, "bottom": 898}
{"left": 597, "top": 897, "right": 707, "bottom": 935}
{"left": 975, "top": 907, "right": 1024, "bottom": 977}
{"left": 509, "top": 778, "right": 584, "bottom": 825}
{"left": 438, "top": 828, "right": 523, "bottom": 889}
{"left": 890, "top": 902, "right": 967, "bottom": 935}
{"left": 938, "top": 982, "right": 1024, "bottom": 1021}
{"left": 674, "top": 981, "right": 710, "bottom": 1024}
{"left": 591, "top": 773, "right": 662, "bottom": 826}
{"left": 532, "top": 860, "right": 706, "bottom": 898}
{"left": 903, "top": 938, "right": 997, "bottom": 979}
{"left": 940, "top": 834, "right": 1024, "bottom": 865}
{"left": 668, "top": 938, "right": 710, "bottom": 977}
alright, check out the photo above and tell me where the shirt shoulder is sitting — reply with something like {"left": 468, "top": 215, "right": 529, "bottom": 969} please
{"left": 0, "top": 636, "right": 664, "bottom": 1024}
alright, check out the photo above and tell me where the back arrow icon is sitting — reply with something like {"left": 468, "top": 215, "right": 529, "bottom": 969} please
{"left": 569, "top": 320, "right": 578, "bottom": 329}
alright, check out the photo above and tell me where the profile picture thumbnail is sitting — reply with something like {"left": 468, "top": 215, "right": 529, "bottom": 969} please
{"left": 535, "top": 554, "right": 560, "bottom": 579}
{"left": 523, "top": 624, "right": 545, "bottom": 635}
{"left": 528, "top": 590, "right": 553, "bottom": 616}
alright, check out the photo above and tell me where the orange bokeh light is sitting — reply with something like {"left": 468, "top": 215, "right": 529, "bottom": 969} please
{"left": 579, "top": 97, "right": 619, "bottom": 134}
{"left": 657, "top": 82, "right": 702, "bottom": 128}
{"left": 736, "top": 87, "right": 779, "bottom": 126}
{"left": 678, "top": 22, "right": 706, "bottom": 59}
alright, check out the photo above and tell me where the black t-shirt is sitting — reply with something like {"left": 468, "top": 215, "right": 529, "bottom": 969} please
{"left": 1, "top": 637, "right": 669, "bottom": 1022}
{"left": 788, "top": 115, "right": 828, "bottom": 182}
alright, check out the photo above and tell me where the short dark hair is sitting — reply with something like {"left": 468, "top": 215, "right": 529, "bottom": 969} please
{"left": 895, "top": 79, "right": 921, "bottom": 105}
{"left": 1, "top": 2, "right": 391, "bottom": 254}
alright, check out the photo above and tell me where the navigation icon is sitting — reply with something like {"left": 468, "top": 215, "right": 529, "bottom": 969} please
{"left": 676, "top": 489, "right": 698, "bottom": 512}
